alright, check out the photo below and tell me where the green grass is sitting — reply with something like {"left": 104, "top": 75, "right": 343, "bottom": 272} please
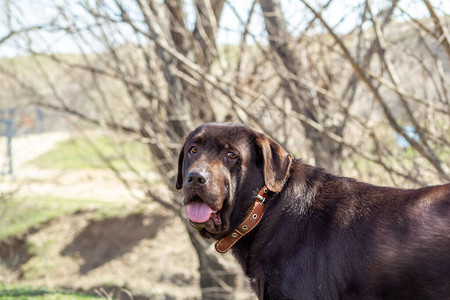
{"left": 28, "top": 136, "right": 153, "bottom": 171}
{"left": 0, "top": 286, "right": 99, "bottom": 299}
{"left": 2, "top": 134, "right": 155, "bottom": 239}
{"left": 0, "top": 195, "right": 105, "bottom": 240}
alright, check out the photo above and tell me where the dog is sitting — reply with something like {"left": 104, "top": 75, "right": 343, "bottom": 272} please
{"left": 176, "top": 122, "right": 450, "bottom": 299}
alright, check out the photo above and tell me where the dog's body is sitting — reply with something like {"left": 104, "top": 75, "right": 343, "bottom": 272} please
{"left": 176, "top": 122, "right": 450, "bottom": 299}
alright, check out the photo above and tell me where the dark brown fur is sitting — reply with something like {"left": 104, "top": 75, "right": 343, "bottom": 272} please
{"left": 176, "top": 122, "right": 450, "bottom": 299}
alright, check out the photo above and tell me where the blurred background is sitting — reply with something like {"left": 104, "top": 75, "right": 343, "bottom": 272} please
{"left": 0, "top": 0, "right": 449, "bottom": 299}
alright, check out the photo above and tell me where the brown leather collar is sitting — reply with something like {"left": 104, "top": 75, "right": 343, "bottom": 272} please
{"left": 215, "top": 186, "right": 270, "bottom": 253}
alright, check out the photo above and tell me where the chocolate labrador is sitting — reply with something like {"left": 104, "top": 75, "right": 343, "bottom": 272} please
{"left": 176, "top": 122, "right": 450, "bottom": 299}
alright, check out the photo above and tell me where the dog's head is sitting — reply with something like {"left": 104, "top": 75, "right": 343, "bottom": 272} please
{"left": 176, "top": 122, "right": 292, "bottom": 239}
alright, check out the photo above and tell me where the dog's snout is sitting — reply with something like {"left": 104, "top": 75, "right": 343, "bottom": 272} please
{"left": 186, "top": 171, "right": 207, "bottom": 187}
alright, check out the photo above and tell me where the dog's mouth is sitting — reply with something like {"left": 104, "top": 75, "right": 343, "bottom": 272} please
{"left": 186, "top": 195, "right": 222, "bottom": 233}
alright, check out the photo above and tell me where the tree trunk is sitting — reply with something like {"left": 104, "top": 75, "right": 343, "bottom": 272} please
{"left": 186, "top": 226, "right": 236, "bottom": 300}
{"left": 260, "top": 0, "right": 343, "bottom": 173}
{"left": 157, "top": 2, "right": 238, "bottom": 298}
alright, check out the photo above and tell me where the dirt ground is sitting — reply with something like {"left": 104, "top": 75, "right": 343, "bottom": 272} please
{"left": 0, "top": 132, "right": 252, "bottom": 299}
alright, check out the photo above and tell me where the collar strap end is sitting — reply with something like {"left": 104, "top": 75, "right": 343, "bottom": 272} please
{"left": 215, "top": 186, "right": 270, "bottom": 253}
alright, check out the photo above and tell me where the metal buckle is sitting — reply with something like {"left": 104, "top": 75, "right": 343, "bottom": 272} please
{"left": 256, "top": 194, "right": 266, "bottom": 205}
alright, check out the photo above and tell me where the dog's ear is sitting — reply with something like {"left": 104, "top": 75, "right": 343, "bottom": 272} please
{"left": 176, "top": 146, "right": 185, "bottom": 190}
{"left": 256, "top": 134, "right": 292, "bottom": 192}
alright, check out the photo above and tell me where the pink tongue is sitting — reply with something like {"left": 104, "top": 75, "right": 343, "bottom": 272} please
{"left": 187, "top": 202, "right": 213, "bottom": 223}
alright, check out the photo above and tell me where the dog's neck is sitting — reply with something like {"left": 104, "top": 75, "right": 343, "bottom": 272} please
{"left": 229, "top": 161, "right": 328, "bottom": 276}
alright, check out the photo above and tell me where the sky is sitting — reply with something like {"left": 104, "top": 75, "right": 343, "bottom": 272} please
{"left": 0, "top": 0, "right": 449, "bottom": 57}
{"left": 215, "top": 0, "right": 450, "bottom": 45}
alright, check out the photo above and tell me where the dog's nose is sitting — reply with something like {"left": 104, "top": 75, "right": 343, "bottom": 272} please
{"left": 186, "top": 171, "right": 207, "bottom": 188}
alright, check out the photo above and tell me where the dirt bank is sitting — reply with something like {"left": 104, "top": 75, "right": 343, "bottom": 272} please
{"left": 1, "top": 207, "right": 202, "bottom": 299}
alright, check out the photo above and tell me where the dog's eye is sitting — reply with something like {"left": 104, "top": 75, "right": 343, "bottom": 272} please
{"left": 227, "top": 152, "right": 237, "bottom": 159}
{"left": 189, "top": 146, "right": 198, "bottom": 154}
